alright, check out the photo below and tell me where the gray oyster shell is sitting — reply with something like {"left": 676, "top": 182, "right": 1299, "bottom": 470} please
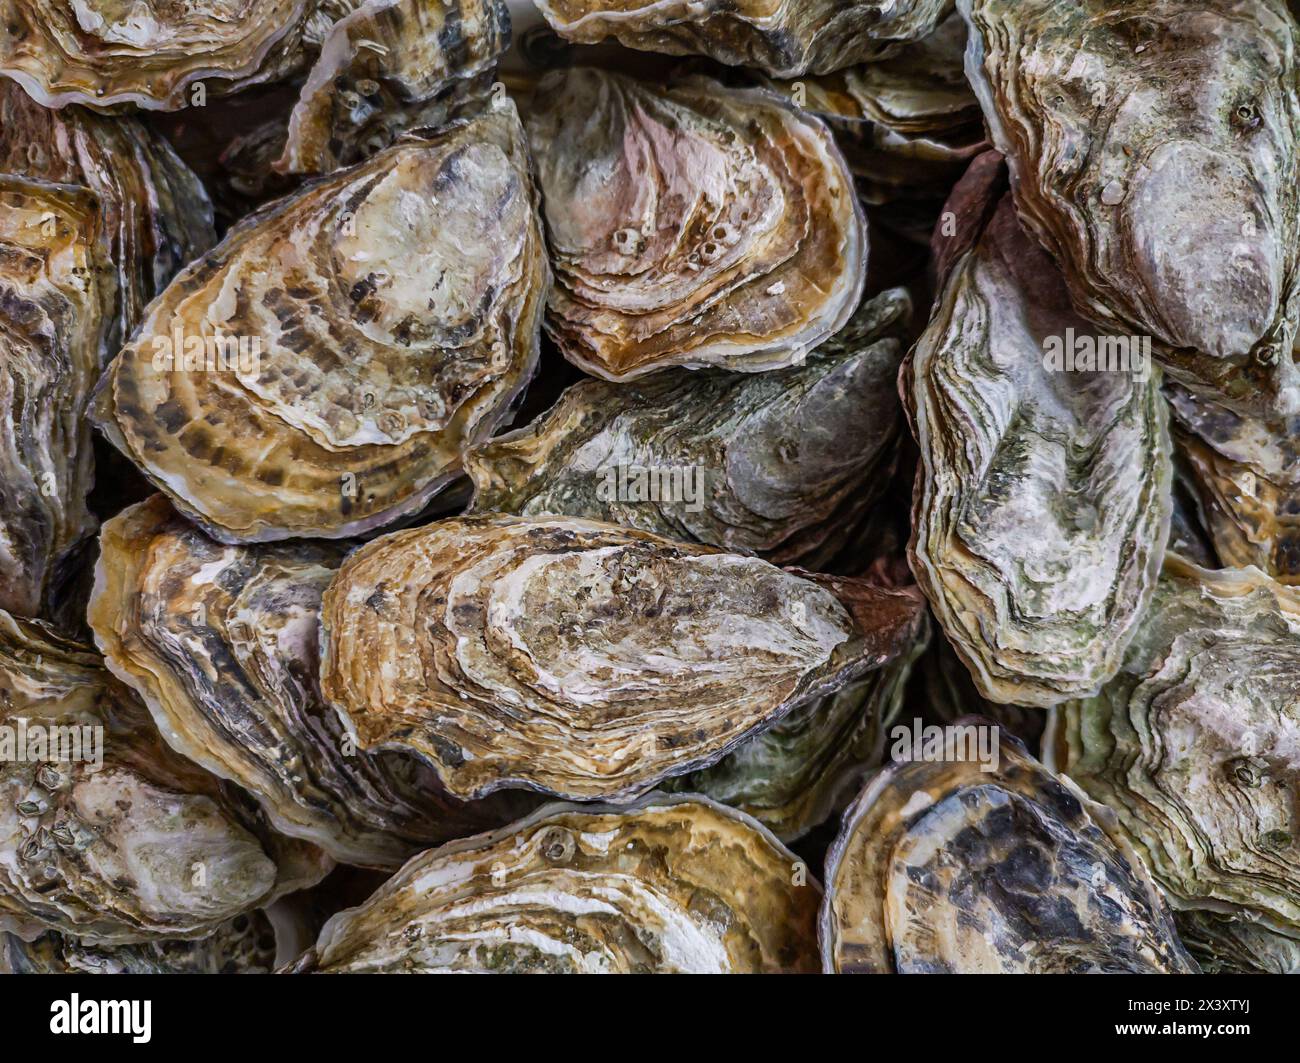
{"left": 524, "top": 67, "right": 865, "bottom": 379}
{"left": 821, "top": 725, "right": 1199, "bottom": 973}
{"left": 319, "top": 514, "right": 929, "bottom": 801}
{"left": 89, "top": 495, "right": 540, "bottom": 870}
{"left": 289, "top": 794, "right": 821, "bottom": 973}
{"left": 92, "top": 95, "right": 548, "bottom": 543}
{"left": 905, "top": 173, "right": 1172, "bottom": 707}
{"left": 466, "top": 288, "right": 912, "bottom": 569}
{"left": 960, "top": 0, "right": 1300, "bottom": 417}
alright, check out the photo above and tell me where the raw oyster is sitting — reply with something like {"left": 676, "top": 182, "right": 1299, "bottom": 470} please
{"left": 532, "top": 0, "right": 953, "bottom": 77}
{"left": 466, "top": 288, "right": 912, "bottom": 568}
{"left": 960, "top": 0, "right": 1300, "bottom": 417}
{"left": 905, "top": 171, "right": 1172, "bottom": 706}
{"left": 1169, "top": 382, "right": 1299, "bottom": 583}
{"left": 1046, "top": 555, "right": 1300, "bottom": 944}
{"left": 277, "top": 0, "right": 512, "bottom": 175}
{"left": 89, "top": 496, "right": 539, "bottom": 868}
{"left": 93, "top": 96, "right": 547, "bottom": 543}
{"left": 319, "top": 514, "right": 925, "bottom": 801}
{"left": 821, "top": 726, "right": 1199, "bottom": 973}
{"left": 0, "top": 609, "right": 327, "bottom": 945}
{"left": 524, "top": 68, "right": 865, "bottom": 379}
{"left": 290, "top": 795, "right": 820, "bottom": 973}
{"left": 1, "top": 911, "right": 278, "bottom": 973}
{"left": 0, "top": 175, "right": 112, "bottom": 619}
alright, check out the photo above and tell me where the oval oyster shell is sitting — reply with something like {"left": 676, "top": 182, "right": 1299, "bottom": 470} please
{"left": 821, "top": 725, "right": 1198, "bottom": 973}
{"left": 1046, "top": 555, "right": 1300, "bottom": 944}
{"left": 89, "top": 495, "right": 540, "bottom": 869}
{"left": 533, "top": 0, "right": 952, "bottom": 78}
{"left": 905, "top": 172, "right": 1172, "bottom": 707}
{"left": 0, "top": 609, "right": 327, "bottom": 946}
{"left": 319, "top": 513, "right": 927, "bottom": 801}
{"left": 290, "top": 794, "right": 820, "bottom": 973}
{"left": 92, "top": 95, "right": 548, "bottom": 543}
{"left": 524, "top": 67, "right": 865, "bottom": 379}
{"left": 466, "top": 288, "right": 911, "bottom": 569}
{"left": 959, "top": 0, "right": 1300, "bottom": 417}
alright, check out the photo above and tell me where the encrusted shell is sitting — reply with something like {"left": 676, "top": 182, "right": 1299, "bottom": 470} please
{"left": 290, "top": 794, "right": 821, "bottom": 973}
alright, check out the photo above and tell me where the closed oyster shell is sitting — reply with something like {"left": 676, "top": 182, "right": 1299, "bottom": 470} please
{"left": 533, "top": 0, "right": 952, "bottom": 77}
{"left": 90, "top": 495, "right": 539, "bottom": 868}
{"left": 905, "top": 179, "right": 1172, "bottom": 706}
{"left": 277, "top": 0, "right": 511, "bottom": 175}
{"left": 290, "top": 795, "right": 820, "bottom": 973}
{"left": 960, "top": 0, "right": 1300, "bottom": 417}
{"left": 525, "top": 68, "right": 864, "bottom": 379}
{"left": 466, "top": 288, "right": 911, "bottom": 569}
{"left": 821, "top": 726, "right": 1199, "bottom": 973}
{"left": 0, "top": 175, "right": 113, "bottom": 619}
{"left": 93, "top": 96, "right": 547, "bottom": 543}
{"left": 320, "top": 514, "right": 926, "bottom": 801}
{"left": 0, "top": 610, "right": 327, "bottom": 945}
{"left": 1046, "top": 555, "right": 1300, "bottom": 943}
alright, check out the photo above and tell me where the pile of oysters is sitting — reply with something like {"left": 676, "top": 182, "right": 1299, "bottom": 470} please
{"left": 0, "top": 0, "right": 1297, "bottom": 975}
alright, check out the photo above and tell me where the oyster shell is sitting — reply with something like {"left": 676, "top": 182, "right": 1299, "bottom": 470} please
{"left": 905, "top": 172, "right": 1172, "bottom": 707}
{"left": 0, "top": 609, "right": 327, "bottom": 945}
{"left": 524, "top": 68, "right": 865, "bottom": 379}
{"left": 532, "top": 0, "right": 953, "bottom": 77}
{"left": 319, "top": 514, "right": 926, "bottom": 801}
{"left": 466, "top": 288, "right": 911, "bottom": 569}
{"left": 1046, "top": 555, "right": 1300, "bottom": 944}
{"left": 290, "top": 795, "right": 820, "bottom": 973}
{"left": 960, "top": 0, "right": 1300, "bottom": 417}
{"left": 277, "top": 0, "right": 512, "bottom": 175}
{"left": 93, "top": 96, "right": 547, "bottom": 543}
{"left": 821, "top": 726, "right": 1199, "bottom": 973}
{"left": 1175, "top": 910, "right": 1300, "bottom": 975}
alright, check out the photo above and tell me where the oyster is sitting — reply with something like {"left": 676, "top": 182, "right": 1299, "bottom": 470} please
{"left": 0, "top": 609, "right": 327, "bottom": 945}
{"left": 524, "top": 68, "right": 865, "bottom": 379}
{"left": 532, "top": 0, "right": 953, "bottom": 77}
{"left": 290, "top": 795, "right": 820, "bottom": 973}
{"left": 319, "top": 514, "right": 926, "bottom": 801}
{"left": 1175, "top": 909, "right": 1300, "bottom": 975}
{"left": 905, "top": 170, "right": 1172, "bottom": 706}
{"left": 93, "top": 96, "right": 547, "bottom": 543}
{"left": 821, "top": 726, "right": 1199, "bottom": 973}
{"left": 89, "top": 495, "right": 538, "bottom": 869}
{"left": 960, "top": 0, "right": 1300, "bottom": 417}
{"left": 1046, "top": 555, "right": 1300, "bottom": 945}
{"left": 466, "top": 288, "right": 912, "bottom": 568}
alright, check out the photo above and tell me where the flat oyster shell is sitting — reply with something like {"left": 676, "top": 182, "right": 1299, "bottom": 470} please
{"left": 533, "top": 0, "right": 952, "bottom": 77}
{"left": 319, "top": 514, "right": 927, "bottom": 801}
{"left": 821, "top": 726, "right": 1198, "bottom": 973}
{"left": 1046, "top": 555, "right": 1300, "bottom": 942}
{"left": 93, "top": 96, "right": 547, "bottom": 543}
{"left": 466, "top": 288, "right": 911, "bottom": 569}
{"left": 277, "top": 0, "right": 512, "bottom": 175}
{"left": 524, "top": 68, "right": 864, "bottom": 379}
{"left": 0, "top": 610, "right": 326, "bottom": 945}
{"left": 905, "top": 179, "right": 1172, "bottom": 707}
{"left": 0, "top": 175, "right": 113, "bottom": 619}
{"left": 960, "top": 0, "right": 1300, "bottom": 417}
{"left": 89, "top": 495, "right": 540, "bottom": 869}
{"left": 290, "top": 795, "right": 820, "bottom": 973}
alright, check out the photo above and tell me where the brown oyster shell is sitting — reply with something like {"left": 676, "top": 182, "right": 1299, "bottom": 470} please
{"left": 960, "top": 0, "right": 1300, "bottom": 417}
{"left": 319, "top": 514, "right": 927, "bottom": 801}
{"left": 89, "top": 495, "right": 540, "bottom": 869}
{"left": 821, "top": 725, "right": 1199, "bottom": 973}
{"left": 524, "top": 67, "right": 865, "bottom": 379}
{"left": 93, "top": 96, "right": 547, "bottom": 543}
{"left": 466, "top": 288, "right": 912, "bottom": 569}
{"left": 290, "top": 794, "right": 821, "bottom": 973}
{"left": 533, "top": 0, "right": 952, "bottom": 78}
